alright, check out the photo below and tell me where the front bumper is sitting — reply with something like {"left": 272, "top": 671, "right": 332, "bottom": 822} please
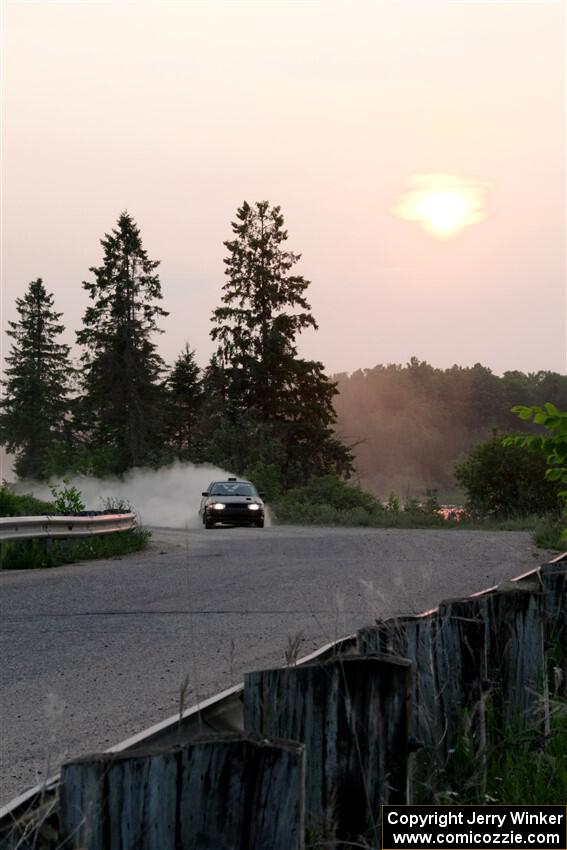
{"left": 206, "top": 505, "right": 264, "bottom": 524}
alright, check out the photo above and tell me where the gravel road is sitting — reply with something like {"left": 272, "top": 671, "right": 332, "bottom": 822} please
{"left": 0, "top": 524, "right": 553, "bottom": 805}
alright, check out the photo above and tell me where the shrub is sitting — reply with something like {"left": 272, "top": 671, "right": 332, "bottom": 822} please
{"left": 100, "top": 495, "right": 133, "bottom": 513}
{"left": 277, "top": 475, "right": 380, "bottom": 512}
{"left": 454, "top": 433, "right": 562, "bottom": 518}
{"left": 0, "top": 527, "right": 150, "bottom": 570}
{"left": 50, "top": 480, "right": 85, "bottom": 514}
{"left": 271, "top": 475, "right": 388, "bottom": 526}
{"left": 385, "top": 493, "right": 400, "bottom": 513}
{"left": 243, "top": 461, "right": 283, "bottom": 502}
{"left": 0, "top": 483, "right": 54, "bottom": 517}
{"left": 506, "top": 403, "right": 567, "bottom": 542}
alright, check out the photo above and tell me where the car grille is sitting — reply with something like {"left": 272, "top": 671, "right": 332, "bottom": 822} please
{"left": 221, "top": 504, "right": 255, "bottom": 516}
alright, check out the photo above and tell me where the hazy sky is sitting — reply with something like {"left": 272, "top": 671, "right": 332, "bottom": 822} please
{"left": 2, "top": 0, "right": 565, "bottom": 377}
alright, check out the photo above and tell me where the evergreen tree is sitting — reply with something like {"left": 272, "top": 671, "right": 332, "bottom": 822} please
{"left": 0, "top": 279, "right": 71, "bottom": 479}
{"left": 210, "top": 200, "right": 353, "bottom": 486}
{"left": 165, "top": 344, "right": 203, "bottom": 458}
{"left": 77, "top": 212, "right": 168, "bottom": 473}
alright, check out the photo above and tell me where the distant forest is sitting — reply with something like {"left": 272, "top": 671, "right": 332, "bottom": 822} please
{"left": 333, "top": 359, "right": 567, "bottom": 499}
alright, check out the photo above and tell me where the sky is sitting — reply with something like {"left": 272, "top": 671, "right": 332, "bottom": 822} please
{"left": 2, "top": 0, "right": 566, "bottom": 377}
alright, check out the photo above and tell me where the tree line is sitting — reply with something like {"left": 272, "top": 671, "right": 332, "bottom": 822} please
{"left": 4, "top": 202, "right": 565, "bottom": 500}
{"left": 1, "top": 203, "right": 353, "bottom": 488}
{"left": 333, "top": 360, "right": 567, "bottom": 497}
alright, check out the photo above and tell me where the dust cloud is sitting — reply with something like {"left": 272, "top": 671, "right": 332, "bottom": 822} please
{"left": 24, "top": 462, "right": 237, "bottom": 528}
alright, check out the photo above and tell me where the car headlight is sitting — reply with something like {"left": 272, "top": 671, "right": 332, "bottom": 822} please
{"left": 213, "top": 503, "right": 226, "bottom": 510}
{"left": 247, "top": 504, "right": 260, "bottom": 511}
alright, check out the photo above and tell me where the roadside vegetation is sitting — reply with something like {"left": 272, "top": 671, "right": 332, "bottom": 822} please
{"left": 435, "top": 699, "right": 567, "bottom": 806}
{"left": 0, "top": 483, "right": 54, "bottom": 517}
{"left": 268, "top": 404, "right": 567, "bottom": 548}
{"left": 268, "top": 467, "right": 565, "bottom": 548}
{"left": 0, "top": 527, "right": 149, "bottom": 570}
{"left": 0, "top": 482, "right": 150, "bottom": 570}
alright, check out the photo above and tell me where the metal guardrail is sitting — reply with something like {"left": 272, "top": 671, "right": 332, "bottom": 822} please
{"left": 0, "top": 513, "right": 137, "bottom": 543}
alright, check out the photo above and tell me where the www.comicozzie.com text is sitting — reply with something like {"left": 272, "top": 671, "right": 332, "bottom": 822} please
{"left": 382, "top": 807, "right": 567, "bottom": 849}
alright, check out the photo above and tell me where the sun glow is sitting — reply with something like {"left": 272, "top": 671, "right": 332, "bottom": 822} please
{"left": 395, "top": 174, "right": 487, "bottom": 238}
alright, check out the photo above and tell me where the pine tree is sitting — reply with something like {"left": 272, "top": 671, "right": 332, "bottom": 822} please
{"left": 0, "top": 279, "right": 71, "bottom": 479}
{"left": 210, "top": 201, "right": 353, "bottom": 486}
{"left": 77, "top": 212, "right": 168, "bottom": 473}
{"left": 165, "top": 344, "right": 203, "bottom": 458}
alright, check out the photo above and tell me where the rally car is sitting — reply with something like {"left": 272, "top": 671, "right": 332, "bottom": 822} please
{"left": 199, "top": 478, "right": 265, "bottom": 529}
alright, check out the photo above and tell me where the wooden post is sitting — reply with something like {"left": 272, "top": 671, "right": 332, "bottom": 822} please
{"left": 540, "top": 560, "right": 567, "bottom": 698}
{"left": 244, "top": 654, "right": 411, "bottom": 846}
{"left": 361, "top": 582, "right": 546, "bottom": 727}
{"left": 480, "top": 582, "right": 546, "bottom": 726}
{"left": 357, "top": 582, "right": 546, "bottom": 801}
{"left": 59, "top": 733, "right": 304, "bottom": 850}
{"left": 358, "top": 609, "right": 483, "bottom": 799}
{"left": 357, "top": 614, "right": 443, "bottom": 754}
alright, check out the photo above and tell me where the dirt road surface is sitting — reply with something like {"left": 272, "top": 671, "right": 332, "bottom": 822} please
{"left": 0, "top": 524, "right": 553, "bottom": 805}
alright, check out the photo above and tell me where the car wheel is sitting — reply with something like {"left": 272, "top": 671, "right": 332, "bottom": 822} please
{"left": 205, "top": 517, "right": 214, "bottom": 529}
{"left": 255, "top": 519, "right": 265, "bottom": 528}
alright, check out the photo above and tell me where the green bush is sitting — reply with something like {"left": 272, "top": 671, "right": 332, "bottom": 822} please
{"left": 271, "top": 476, "right": 454, "bottom": 527}
{"left": 276, "top": 475, "right": 380, "bottom": 512}
{"left": 50, "top": 479, "right": 86, "bottom": 514}
{"left": 455, "top": 433, "right": 562, "bottom": 518}
{"left": 271, "top": 476, "right": 381, "bottom": 525}
{"left": 0, "top": 483, "right": 54, "bottom": 517}
{"left": 0, "top": 528, "right": 150, "bottom": 570}
{"left": 243, "top": 461, "right": 283, "bottom": 502}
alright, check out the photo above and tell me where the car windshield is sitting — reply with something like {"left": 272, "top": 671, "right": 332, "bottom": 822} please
{"left": 210, "top": 483, "right": 257, "bottom": 497}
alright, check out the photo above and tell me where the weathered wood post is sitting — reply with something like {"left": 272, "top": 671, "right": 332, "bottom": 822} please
{"left": 357, "top": 613, "right": 443, "bottom": 755}
{"left": 357, "top": 609, "right": 483, "bottom": 799}
{"left": 244, "top": 654, "right": 411, "bottom": 847}
{"left": 540, "top": 559, "right": 567, "bottom": 698}
{"left": 478, "top": 581, "right": 546, "bottom": 726}
{"left": 59, "top": 733, "right": 305, "bottom": 850}
{"left": 357, "top": 581, "right": 546, "bottom": 801}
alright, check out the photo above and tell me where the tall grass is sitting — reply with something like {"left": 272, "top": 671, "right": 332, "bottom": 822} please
{"left": 533, "top": 515, "right": 566, "bottom": 550}
{"left": 435, "top": 700, "right": 567, "bottom": 805}
{"left": 0, "top": 528, "right": 150, "bottom": 570}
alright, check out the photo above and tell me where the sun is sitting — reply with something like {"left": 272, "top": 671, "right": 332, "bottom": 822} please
{"left": 394, "top": 174, "right": 487, "bottom": 238}
{"left": 415, "top": 191, "right": 468, "bottom": 235}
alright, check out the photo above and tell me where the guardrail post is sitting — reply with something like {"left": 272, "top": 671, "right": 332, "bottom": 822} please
{"left": 243, "top": 654, "right": 411, "bottom": 847}
{"left": 59, "top": 734, "right": 304, "bottom": 850}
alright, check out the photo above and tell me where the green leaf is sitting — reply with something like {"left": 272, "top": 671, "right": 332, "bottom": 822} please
{"left": 514, "top": 407, "right": 535, "bottom": 421}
